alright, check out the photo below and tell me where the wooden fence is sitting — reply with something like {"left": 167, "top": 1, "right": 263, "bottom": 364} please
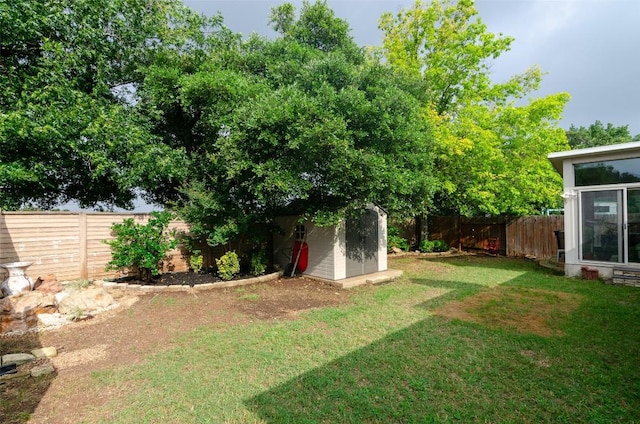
{"left": 0, "top": 212, "right": 192, "bottom": 282}
{"left": 425, "top": 215, "right": 564, "bottom": 258}
{"left": 506, "top": 215, "right": 564, "bottom": 258}
{"left": 1, "top": 211, "right": 565, "bottom": 283}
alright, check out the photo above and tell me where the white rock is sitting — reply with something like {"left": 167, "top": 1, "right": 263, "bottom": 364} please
{"left": 57, "top": 287, "right": 115, "bottom": 314}
{"left": 2, "top": 353, "right": 35, "bottom": 366}
{"left": 54, "top": 291, "right": 69, "bottom": 304}
{"left": 31, "top": 347, "right": 58, "bottom": 358}
{"left": 37, "top": 313, "right": 70, "bottom": 328}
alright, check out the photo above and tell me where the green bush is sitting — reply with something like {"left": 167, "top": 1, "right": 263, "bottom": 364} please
{"left": 387, "top": 226, "right": 410, "bottom": 252}
{"left": 189, "top": 250, "right": 204, "bottom": 273}
{"left": 419, "top": 239, "right": 435, "bottom": 253}
{"left": 433, "top": 239, "right": 450, "bottom": 252}
{"left": 216, "top": 251, "right": 240, "bottom": 281}
{"left": 419, "top": 239, "right": 449, "bottom": 253}
{"left": 104, "top": 211, "right": 178, "bottom": 281}
{"left": 250, "top": 250, "right": 268, "bottom": 276}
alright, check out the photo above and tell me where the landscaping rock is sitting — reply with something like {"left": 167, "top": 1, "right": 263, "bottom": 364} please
{"left": 31, "top": 347, "right": 58, "bottom": 359}
{"left": 56, "top": 287, "right": 115, "bottom": 314}
{"left": 36, "top": 313, "right": 70, "bottom": 328}
{"left": 0, "top": 291, "right": 57, "bottom": 333}
{"left": 34, "top": 274, "right": 63, "bottom": 294}
{"left": 30, "top": 362, "right": 55, "bottom": 377}
{"left": 2, "top": 353, "right": 35, "bottom": 366}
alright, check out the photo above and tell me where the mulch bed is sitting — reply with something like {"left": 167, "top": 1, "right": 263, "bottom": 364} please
{"left": 112, "top": 268, "right": 277, "bottom": 287}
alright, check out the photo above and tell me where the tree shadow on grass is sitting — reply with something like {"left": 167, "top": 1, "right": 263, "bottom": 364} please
{"left": 245, "top": 312, "right": 633, "bottom": 423}
{"left": 245, "top": 303, "right": 637, "bottom": 423}
{"left": 246, "top": 259, "right": 640, "bottom": 423}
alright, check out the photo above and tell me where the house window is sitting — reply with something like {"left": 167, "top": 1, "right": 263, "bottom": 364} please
{"left": 574, "top": 157, "right": 640, "bottom": 186}
{"left": 295, "top": 224, "right": 306, "bottom": 240}
{"left": 580, "top": 188, "right": 640, "bottom": 263}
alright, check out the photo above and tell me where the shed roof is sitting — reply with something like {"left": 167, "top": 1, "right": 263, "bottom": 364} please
{"left": 548, "top": 141, "right": 640, "bottom": 176}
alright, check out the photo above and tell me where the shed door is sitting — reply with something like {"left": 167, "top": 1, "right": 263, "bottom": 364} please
{"left": 346, "top": 210, "right": 379, "bottom": 277}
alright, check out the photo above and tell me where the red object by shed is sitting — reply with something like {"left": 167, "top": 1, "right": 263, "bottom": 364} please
{"left": 292, "top": 241, "right": 309, "bottom": 272}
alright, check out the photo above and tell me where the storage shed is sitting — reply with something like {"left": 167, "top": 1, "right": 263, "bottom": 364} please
{"left": 548, "top": 141, "right": 640, "bottom": 280}
{"left": 273, "top": 206, "right": 388, "bottom": 281}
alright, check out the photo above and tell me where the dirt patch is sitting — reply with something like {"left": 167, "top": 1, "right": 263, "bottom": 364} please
{"left": 1, "top": 275, "right": 352, "bottom": 424}
{"left": 433, "top": 286, "right": 583, "bottom": 337}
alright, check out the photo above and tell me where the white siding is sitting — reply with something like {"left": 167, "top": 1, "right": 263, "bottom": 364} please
{"left": 306, "top": 225, "right": 338, "bottom": 280}
{"left": 334, "top": 224, "right": 347, "bottom": 280}
{"left": 377, "top": 207, "right": 388, "bottom": 272}
{"left": 273, "top": 205, "right": 388, "bottom": 281}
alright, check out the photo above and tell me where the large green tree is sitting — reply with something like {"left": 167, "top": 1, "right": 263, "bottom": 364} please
{"left": 379, "top": 0, "right": 570, "bottom": 216}
{"left": 0, "top": 0, "right": 203, "bottom": 210}
{"left": 566, "top": 120, "right": 640, "bottom": 150}
{"left": 140, "top": 1, "right": 436, "bottom": 246}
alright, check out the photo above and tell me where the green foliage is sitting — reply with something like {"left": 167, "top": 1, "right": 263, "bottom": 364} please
{"left": 379, "top": 0, "right": 569, "bottom": 216}
{"left": 216, "top": 251, "right": 240, "bottom": 281}
{"left": 250, "top": 250, "right": 268, "bottom": 276}
{"left": 566, "top": 120, "right": 640, "bottom": 150}
{"left": 419, "top": 239, "right": 434, "bottom": 253}
{"left": 189, "top": 250, "right": 204, "bottom": 273}
{"left": 388, "top": 226, "right": 410, "bottom": 252}
{"left": 0, "top": 0, "right": 208, "bottom": 209}
{"left": 432, "top": 239, "right": 449, "bottom": 252}
{"left": 162, "top": 1, "right": 436, "bottom": 245}
{"left": 104, "top": 211, "right": 178, "bottom": 281}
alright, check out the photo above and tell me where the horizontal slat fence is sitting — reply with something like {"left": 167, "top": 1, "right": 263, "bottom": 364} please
{"left": 0, "top": 212, "right": 193, "bottom": 282}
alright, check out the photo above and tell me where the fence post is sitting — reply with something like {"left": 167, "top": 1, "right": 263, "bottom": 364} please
{"left": 79, "top": 213, "right": 88, "bottom": 280}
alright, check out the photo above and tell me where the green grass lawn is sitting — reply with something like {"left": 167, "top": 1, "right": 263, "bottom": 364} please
{"left": 89, "top": 256, "right": 640, "bottom": 423}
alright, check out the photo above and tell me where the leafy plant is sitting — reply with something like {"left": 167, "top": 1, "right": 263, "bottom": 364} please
{"left": 250, "top": 250, "right": 268, "bottom": 276}
{"left": 419, "top": 239, "right": 449, "bottom": 253}
{"left": 387, "top": 226, "right": 410, "bottom": 252}
{"left": 419, "top": 240, "right": 435, "bottom": 253}
{"left": 104, "top": 211, "right": 178, "bottom": 281}
{"left": 216, "top": 251, "right": 240, "bottom": 281}
{"left": 189, "top": 250, "right": 204, "bottom": 273}
{"left": 433, "top": 239, "right": 449, "bottom": 252}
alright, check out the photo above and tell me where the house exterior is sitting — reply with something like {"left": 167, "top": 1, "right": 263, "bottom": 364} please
{"left": 272, "top": 206, "right": 388, "bottom": 281}
{"left": 548, "top": 142, "right": 640, "bottom": 278}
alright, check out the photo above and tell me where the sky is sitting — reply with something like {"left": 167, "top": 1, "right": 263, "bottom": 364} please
{"left": 184, "top": 0, "right": 640, "bottom": 137}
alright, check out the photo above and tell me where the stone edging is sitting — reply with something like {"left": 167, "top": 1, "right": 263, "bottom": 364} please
{"left": 94, "top": 271, "right": 284, "bottom": 293}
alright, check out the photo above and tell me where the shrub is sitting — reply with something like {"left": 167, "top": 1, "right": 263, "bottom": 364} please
{"left": 250, "top": 250, "right": 268, "bottom": 276}
{"left": 216, "top": 251, "right": 240, "bottom": 281}
{"left": 433, "top": 239, "right": 450, "bottom": 252}
{"left": 419, "top": 239, "right": 449, "bottom": 253}
{"left": 387, "top": 226, "right": 410, "bottom": 252}
{"left": 189, "top": 250, "right": 204, "bottom": 273}
{"left": 419, "top": 239, "right": 435, "bottom": 253}
{"left": 104, "top": 211, "right": 177, "bottom": 281}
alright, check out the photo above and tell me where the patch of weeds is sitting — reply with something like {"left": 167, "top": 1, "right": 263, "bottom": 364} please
{"left": 236, "top": 288, "right": 259, "bottom": 301}
{"left": 66, "top": 279, "right": 91, "bottom": 291}
{"left": 69, "top": 306, "right": 87, "bottom": 321}
{"left": 149, "top": 295, "right": 178, "bottom": 307}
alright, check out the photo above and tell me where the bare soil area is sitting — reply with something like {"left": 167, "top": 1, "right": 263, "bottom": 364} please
{"left": 1, "top": 274, "right": 352, "bottom": 424}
